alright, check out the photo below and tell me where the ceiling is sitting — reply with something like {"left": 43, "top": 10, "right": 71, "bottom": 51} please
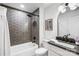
{"left": 3, "top": 3, "right": 52, "bottom": 12}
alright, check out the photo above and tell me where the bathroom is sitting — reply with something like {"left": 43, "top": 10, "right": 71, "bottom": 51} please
{"left": 1, "top": 3, "right": 79, "bottom": 56}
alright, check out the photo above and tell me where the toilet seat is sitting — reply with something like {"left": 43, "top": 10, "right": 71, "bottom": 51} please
{"left": 35, "top": 48, "right": 48, "bottom": 56}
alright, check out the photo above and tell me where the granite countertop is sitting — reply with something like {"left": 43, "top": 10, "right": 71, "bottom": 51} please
{"left": 48, "top": 40, "right": 79, "bottom": 55}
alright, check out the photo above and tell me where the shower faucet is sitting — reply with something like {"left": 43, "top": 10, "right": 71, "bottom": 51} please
{"left": 32, "top": 36, "right": 36, "bottom": 43}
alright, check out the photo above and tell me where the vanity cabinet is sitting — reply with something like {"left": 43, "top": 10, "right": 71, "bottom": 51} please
{"left": 42, "top": 42, "right": 78, "bottom": 56}
{"left": 42, "top": 42, "right": 59, "bottom": 56}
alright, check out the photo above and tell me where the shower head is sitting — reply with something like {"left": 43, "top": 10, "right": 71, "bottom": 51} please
{"left": 27, "top": 14, "right": 32, "bottom": 17}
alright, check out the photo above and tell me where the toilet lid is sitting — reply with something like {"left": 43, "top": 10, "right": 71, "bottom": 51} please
{"left": 35, "top": 48, "right": 48, "bottom": 54}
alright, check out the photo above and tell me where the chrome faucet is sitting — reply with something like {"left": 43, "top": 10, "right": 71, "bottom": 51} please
{"left": 66, "top": 34, "right": 70, "bottom": 37}
{"left": 63, "top": 34, "right": 70, "bottom": 42}
{"left": 63, "top": 34, "right": 70, "bottom": 38}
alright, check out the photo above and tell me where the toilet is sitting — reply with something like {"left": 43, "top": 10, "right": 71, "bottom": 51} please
{"left": 35, "top": 48, "right": 48, "bottom": 56}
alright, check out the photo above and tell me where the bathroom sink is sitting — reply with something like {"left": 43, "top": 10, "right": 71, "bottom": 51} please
{"left": 56, "top": 42, "right": 75, "bottom": 49}
{"left": 56, "top": 36, "right": 75, "bottom": 44}
{"left": 49, "top": 39, "right": 75, "bottom": 49}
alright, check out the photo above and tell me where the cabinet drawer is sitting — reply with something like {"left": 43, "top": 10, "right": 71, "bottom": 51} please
{"left": 48, "top": 50, "right": 59, "bottom": 56}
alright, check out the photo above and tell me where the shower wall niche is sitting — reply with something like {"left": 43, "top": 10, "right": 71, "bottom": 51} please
{"left": 31, "top": 9, "right": 39, "bottom": 45}
{"left": 7, "top": 8, "right": 32, "bottom": 46}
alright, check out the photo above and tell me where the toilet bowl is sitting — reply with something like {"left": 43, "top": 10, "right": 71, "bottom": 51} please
{"left": 35, "top": 48, "right": 48, "bottom": 56}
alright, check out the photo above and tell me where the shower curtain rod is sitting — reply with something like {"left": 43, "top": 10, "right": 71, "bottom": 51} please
{"left": 0, "top": 4, "right": 39, "bottom": 17}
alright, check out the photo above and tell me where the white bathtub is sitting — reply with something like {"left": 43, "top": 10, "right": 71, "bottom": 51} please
{"left": 10, "top": 42, "right": 38, "bottom": 56}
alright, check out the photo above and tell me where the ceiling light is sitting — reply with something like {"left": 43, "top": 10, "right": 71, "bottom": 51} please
{"left": 20, "top": 4, "right": 24, "bottom": 8}
{"left": 68, "top": 3, "right": 77, "bottom": 10}
{"left": 61, "top": 7, "right": 66, "bottom": 13}
{"left": 58, "top": 5, "right": 66, "bottom": 13}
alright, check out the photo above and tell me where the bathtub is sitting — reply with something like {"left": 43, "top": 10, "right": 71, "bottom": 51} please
{"left": 10, "top": 42, "right": 38, "bottom": 56}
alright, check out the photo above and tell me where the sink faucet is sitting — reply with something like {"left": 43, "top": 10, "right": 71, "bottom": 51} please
{"left": 66, "top": 34, "right": 70, "bottom": 37}
{"left": 63, "top": 34, "right": 70, "bottom": 42}
{"left": 63, "top": 34, "right": 70, "bottom": 38}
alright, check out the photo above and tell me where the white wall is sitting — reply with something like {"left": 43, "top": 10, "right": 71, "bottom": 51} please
{"left": 39, "top": 7, "right": 45, "bottom": 45}
{"left": 39, "top": 3, "right": 61, "bottom": 45}
{"left": 44, "top": 3, "right": 60, "bottom": 40}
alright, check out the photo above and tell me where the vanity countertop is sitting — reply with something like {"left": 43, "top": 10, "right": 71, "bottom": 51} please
{"left": 47, "top": 40, "right": 79, "bottom": 55}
